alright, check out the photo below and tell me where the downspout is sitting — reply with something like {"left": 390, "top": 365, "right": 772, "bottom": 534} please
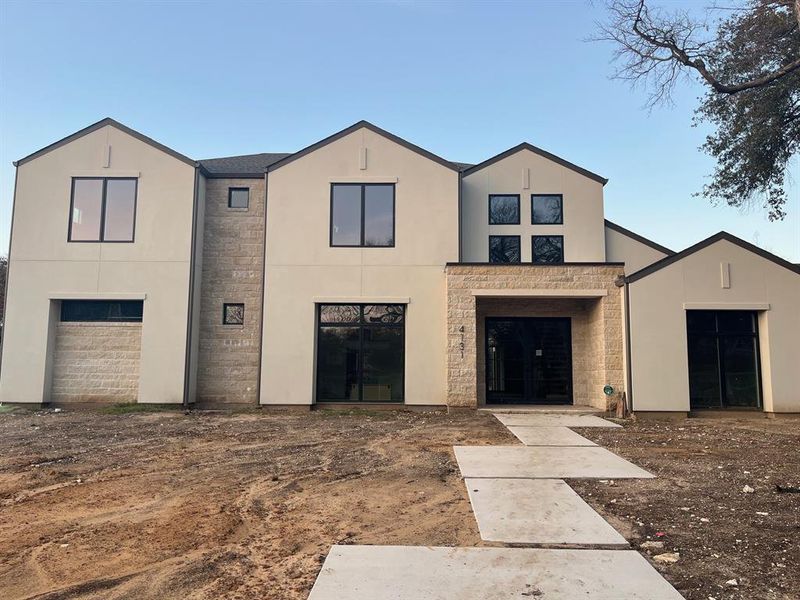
{"left": 254, "top": 170, "right": 269, "bottom": 406}
{"left": 624, "top": 277, "right": 634, "bottom": 413}
{"left": 182, "top": 166, "right": 201, "bottom": 409}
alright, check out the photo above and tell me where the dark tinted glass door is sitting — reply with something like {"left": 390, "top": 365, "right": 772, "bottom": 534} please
{"left": 486, "top": 318, "right": 572, "bottom": 404}
{"left": 687, "top": 310, "right": 761, "bottom": 409}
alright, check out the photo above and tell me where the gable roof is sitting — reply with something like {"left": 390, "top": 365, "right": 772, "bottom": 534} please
{"left": 13, "top": 117, "right": 196, "bottom": 168}
{"left": 626, "top": 231, "right": 800, "bottom": 283}
{"left": 605, "top": 219, "right": 675, "bottom": 256}
{"left": 199, "top": 152, "right": 291, "bottom": 178}
{"left": 265, "top": 120, "right": 460, "bottom": 173}
{"left": 461, "top": 142, "right": 608, "bottom": 185}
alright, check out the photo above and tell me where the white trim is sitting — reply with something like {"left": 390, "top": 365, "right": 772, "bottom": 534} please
{"left": 329, "top": 176, "right": 399, "bottom": 183}
{"left": 312, "top": 296, "right": 410, "bottom": 304}
{"left": 471, "top": 289, "right": 608, "bottom": 298}
{"left": 50, "top": 292, "right": 147, "bottom": 300}
{"left": 683, "top": 302, "right": 770, "bottom": 311}
{"left": 71, "top": 170, "right": 141, "bottom": 177}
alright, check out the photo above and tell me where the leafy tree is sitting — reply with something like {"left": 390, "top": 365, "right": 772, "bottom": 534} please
{"left": 598, "top": 0, "right": 800, "bottom": 220}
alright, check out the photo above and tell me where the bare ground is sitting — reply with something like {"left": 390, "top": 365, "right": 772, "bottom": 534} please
{"left": 0, "top": 408, "right": 511, "bottom": 600}
{"left": 0, "top": 408, "right": 798, "bottom": 600}
{"left": 571, "top": 416, "right": 800, "bottom": 600}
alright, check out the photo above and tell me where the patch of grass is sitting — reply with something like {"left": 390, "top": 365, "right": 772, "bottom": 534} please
{"left": 98, "top": 403, "right": 184, "bottom": 415}
{"left": 0, "top": 404, "right": 21, "bottom": 414}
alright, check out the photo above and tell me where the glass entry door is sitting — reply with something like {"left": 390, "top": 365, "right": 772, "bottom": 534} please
{"left": 485, "top": 317, "right": 572, "bottom": 404}
{"left": 687, "top": 310, "right": 761, "bottom": 409}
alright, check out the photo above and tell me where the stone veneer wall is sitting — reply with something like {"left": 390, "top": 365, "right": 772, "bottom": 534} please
{"left": 196, "top": 178, "right": 265, "bottom": 404}
{"left": 51, "top": 322, "right": 142, "bottom": 403}
{"left": 446, "top": 264, "right": 624, "bottom": 410}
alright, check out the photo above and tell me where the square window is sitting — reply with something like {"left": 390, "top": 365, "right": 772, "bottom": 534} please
{"left": 331, "top": 183, "right": 395, "bottom": 247}
{"left": 223, "top": 303, "right": 245, "bottom": 325}
{"left": 488, "top": 195, "right": 520, "bottom": 224}
{"left": 228, "top": 188, "right": 249, "bottom": 209}
{"left": 532, "top": 235, "right": 564, "bottom": 263}
{"left": 69, "top": 178, "right": 137, "bottom": 242}
{"left": 489, "top": 235, "right": 521, "bottom": 263}
{"left": 532, "top": 194, "right": 563, "bottom": 224}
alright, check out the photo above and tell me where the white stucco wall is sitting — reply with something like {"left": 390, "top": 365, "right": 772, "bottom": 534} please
{"left": 260, "top": 126, "right": 459, "bottom": 405}
{"left": 461, "top": 148, "right": 606, "bottom": 262}
{"left": 605, "top": 224, "right": 670, "bottom": 274}
{"left": 0, "top": 124, "right": 196, "bottom": 404}
{"left": 629, "top": 239, "right": 800, "bottom": 413}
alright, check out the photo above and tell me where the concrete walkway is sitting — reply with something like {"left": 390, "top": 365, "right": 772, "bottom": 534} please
{"left": 309, "top": 409, "right": 684, "bottom": 599}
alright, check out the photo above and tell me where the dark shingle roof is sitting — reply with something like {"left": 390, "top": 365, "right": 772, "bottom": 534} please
{"left": 199, "top": 152, "right": 292, "bottom": 176}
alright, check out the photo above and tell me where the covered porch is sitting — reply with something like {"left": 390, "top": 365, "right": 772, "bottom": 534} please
{"left": 445, "top": 264, "right": 625, "bottom": 411}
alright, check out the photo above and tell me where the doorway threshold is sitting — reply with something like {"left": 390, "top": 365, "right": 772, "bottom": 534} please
{"left": 480, "top": 404, "right": 602, "bottom": 415}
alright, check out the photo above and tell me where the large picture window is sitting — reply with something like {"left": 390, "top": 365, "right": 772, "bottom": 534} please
{"left": 532, "top": 235, "right": 564, "bottom": 263}
{"left": 316, "top": 304, "right": 404, "bottom": 403}
{"left": 69, "top": 178, "right": 137, "bottom": 242}
{"left": 330, "top": 184, "right": 395, "bottom": 247}
{"left": 489, "top": 194, "right": 520, "bottom": 224}
{"left": 489, "top": 235, "right": 521, "bottom": 263}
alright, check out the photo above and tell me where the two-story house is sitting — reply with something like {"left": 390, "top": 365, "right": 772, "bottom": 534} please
{"left": 1, "top": 118, "right": 798, "bottom": 416}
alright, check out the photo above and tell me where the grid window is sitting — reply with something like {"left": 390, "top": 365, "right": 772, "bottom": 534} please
{"left": 531, "top": 194, "right": 563, "bottom": 224}
{"left": 532, "top": 235, "right": 564, "bottom": 263}
{"left": 489, "top": 235, "right": 521, "bottom": 263}
{"left": 488, "top": 194, "right": 520, "bottom": 224}
{"left": 223, "top": 303, "right": 245, "bottom": 325}
{"left": 69, "top": 178, "right": 137, "bottom": 242}
{"left": 330, "top": 183, "right": 395, "bottom": 247}
{"left": 228, "top": 188, "right": 249, "bottom": 209}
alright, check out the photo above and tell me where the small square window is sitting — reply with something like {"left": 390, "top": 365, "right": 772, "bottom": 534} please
{"left": 532, "top": 194, "right": 563, "bottom": 224}
{"left": 488, "top": 195, "right": 520, "bottom": 224}
{"left": 228, "top": 188, "right": 249, "bottom": 209}
{"left": 223, "top": 303, "right": 245, "bottom": 325}
{"left": 532, "top": 235, "right": 564, "bottom": 263}
{"left": 489, "top": 235, "right": 521, "bottom": 263}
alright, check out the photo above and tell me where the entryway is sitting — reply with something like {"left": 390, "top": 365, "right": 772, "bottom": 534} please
{"left": 687, "top": 310, "right": 762, "bottom": 409}
{"left": 485, "top": 317, "right": 572, "bottom": 405}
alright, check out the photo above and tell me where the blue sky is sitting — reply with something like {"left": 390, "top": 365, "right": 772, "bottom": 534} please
{"left": 1, "top": 0, "right": 797, "bottom": 260}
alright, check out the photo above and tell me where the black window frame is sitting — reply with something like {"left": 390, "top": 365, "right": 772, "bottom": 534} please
{"left": 228, "top": 187, "right": 250, "bottom": 209}
{"left": 488, "top": 194, "right": 521, "bottom": 225}
{"left": 223, "top": 302, "right": 245, "bottom": 326}
{"left": 531, "top": 194, "right": 564, "bottom": 225}
{"left": 532, "top": 235, "right": 565, "bottom": 264}
{"left": 316, "top": 303, "right": 405, "bottom": 403}
{"left": 329, "top": 183, "right": 396, "bottom": 248}
{"left": 68, "top": 177, "right": 138, "bottom": 243}
{"left": 489, "top": 235, "right": 522, "bottom": 264}
{"left": 60, "top": 300, "right": 144, "bottom": 322}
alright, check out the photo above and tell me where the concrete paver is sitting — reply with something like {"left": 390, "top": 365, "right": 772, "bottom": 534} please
{"left": 494, "top": 413, "right": 622, "bottom": 428}
{"left": 454, "top": 445, "right": 655, "bottom": 479}
{"left": 308, "top": 545, "right": 684, "bottom": 599}
{"left": 465, "top": 478, "right": 628, "bottom": 546}
{"left": 506, "top": 425, "right": 596, "bottom": 446}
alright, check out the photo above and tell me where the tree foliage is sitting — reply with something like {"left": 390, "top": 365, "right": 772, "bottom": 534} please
{"left": 598, "top": 0, "right": 800, "bottom": 220}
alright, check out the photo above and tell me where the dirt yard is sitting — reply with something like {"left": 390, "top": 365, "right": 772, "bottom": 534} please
{"left": 572, "top": 416, "right": 800, "bottom": 600}
{"left": 0, "top": 407, "right": 511, "bottom": 599}
{"left": 1, "top": 408, "right": 798, "bottom": 600}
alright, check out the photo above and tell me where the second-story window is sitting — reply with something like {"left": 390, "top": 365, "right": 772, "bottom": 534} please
{"left": 488, "top": 194, "right": 520, "bottom": 224}
{"left": 489, "top": 235, "right": 521, "bottom": 263}
{"left": 532, "top": 235, "right": 564, "bottom": 263}
{"left": 532, "top": 194, "right": 563, "bottom": 224}
{"left": 228, "top": 187, "right": 249, "bottom": 209}
{"left": 69, "top": 177, "right": 137, "bottom": 242}
{"left": 330, "top": 183, "right": 395, "bottom": 247}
